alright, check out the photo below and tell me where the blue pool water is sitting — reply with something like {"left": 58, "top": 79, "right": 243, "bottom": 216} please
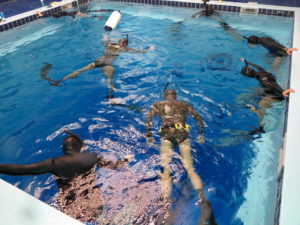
{"left": 0, "top": 1, "right": 294, "bottom": 225}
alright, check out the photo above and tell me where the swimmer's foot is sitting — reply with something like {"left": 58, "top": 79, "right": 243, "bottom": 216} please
{"left": 40, "top": 63, "right": 53, "bottom": 78}
{"left": 154, "top": 202, "right": 173, "bottom": 225}
{"left": 246, "top": 104, "right": 256, "bottom": 111}
{"left": 198, "top": 200, "right": 218, "bottom": 225}
{"left": 195, "top": 189, "right": 205, "bottom": 205}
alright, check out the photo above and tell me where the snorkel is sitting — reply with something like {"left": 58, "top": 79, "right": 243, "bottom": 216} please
{"left": 241, "top": 59, "right": 256, "bottom": 78}
{"left": 125, "top": 33, "right": 129, "bottom": 45}
{"left": 163, "top": 82, "right": 170, "bottom": 96}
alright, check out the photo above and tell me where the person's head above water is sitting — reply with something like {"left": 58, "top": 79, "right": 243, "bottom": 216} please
{"left": 243, "top": 35, "right": 260, "bottom": 44}
{"left": 164, "top": 89, "right": 177, "bottom": 100}
{"left": 241, "top": 66, "right": 256, "bottom": 78}
{"left": 62, "top": 130, "right": 84, "bottom": 154}
{"left": 205, "top": 4, "right": 214, "bottom": 16}
{"left": 119, "top": 38, "right": 128, "bottom": 47}
{"left": 119, "top": 34, "right": 129, "bottom": 47}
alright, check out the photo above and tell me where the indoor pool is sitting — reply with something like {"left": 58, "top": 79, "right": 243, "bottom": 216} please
{"left": 0, "top": 1, "right": 294, "bottom": 225}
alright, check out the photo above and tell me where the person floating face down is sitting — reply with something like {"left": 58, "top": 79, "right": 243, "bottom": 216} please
{"left": 40, "top": 33, "right": 155, "bottom": 99}
{"left": 36, "top": 9, "right": 115, "bottom": 20}
{"left": 0, "top": 130, "right": 129, "bottom": 223}
{"left": 240, "top": 58, "right": 295, "bottom": 133}
{"left": 145, "top": 89, "right": 218, "bottom": 225}
{"left": 243, "top": 35, "right": 298, "bottom": 70}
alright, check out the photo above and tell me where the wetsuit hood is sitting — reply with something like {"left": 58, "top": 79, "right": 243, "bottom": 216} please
{"left": 241, "top": 66, "right": 256, "bottom": 78}
{"left": 247, "top": 35, "right": 260, "bottom": 44}
{"left": 62, "top": 130, "right": 84, "bottom": 154}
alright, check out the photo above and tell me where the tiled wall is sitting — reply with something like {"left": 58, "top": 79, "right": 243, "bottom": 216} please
{"left": 0, "top": 0, "right": 296, "bottom": 33}
{"left": 0, "top": 0, "right": 89, "bottom": 32}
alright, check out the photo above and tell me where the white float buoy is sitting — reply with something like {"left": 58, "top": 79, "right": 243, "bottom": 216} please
{"left": 104, "top": 11, "right": 121, "bottom": 31}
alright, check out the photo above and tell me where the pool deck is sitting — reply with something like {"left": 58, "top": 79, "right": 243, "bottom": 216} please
{"left": 279, "top": 6, "right": 300, "bottom": 225}
{"left": 0, "top": 1, "right": 299, "bottom": 225}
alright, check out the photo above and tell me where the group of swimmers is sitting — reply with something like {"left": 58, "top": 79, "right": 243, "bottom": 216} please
{"left": 0, "top": 1, "right": 298, "bottom": 225}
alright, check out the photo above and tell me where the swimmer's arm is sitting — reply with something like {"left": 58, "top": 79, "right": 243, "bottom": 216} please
{"left": 145, "top": 105, "right": 159, "bottom": 137}
{"left": 191, "top": 10, "right": 205, "bottom": 18}
{"left": 264, "top": 38, "right": 290, "bottom": 53}
{"left": 102, "top": 33, "right": 110, "bottom": 47}
{"left": 270, "top": 81, "right": 286, "bottom": 96}
{"left": 187, "top": 105, "right": 204, "bottom": 135}
{"left": 0, "top": 159, "right": 53, "bottom": 176}
{"left": 97, "top": 157, "right": 128, "bottom": 170}
{"left": 126, "top": 46, "right": 155, "bottom": 53}
{"left": 88, "top": 9, "right": 115, "bottom": 12}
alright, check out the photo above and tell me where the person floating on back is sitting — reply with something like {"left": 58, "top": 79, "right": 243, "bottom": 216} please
{"left": 240, "top": 58, "right": 295, "bottom": 133}
{"left": 145, "top": 89, "right": 218, "bottom": 225}
{"left": 243, "top": 35, "right": 298, "bottom": 70}
{"left": 40, "top": 33, "right": 155, "bottom": 99}
{"left": 36, "top": 9, "right": 115, "bottom": 20}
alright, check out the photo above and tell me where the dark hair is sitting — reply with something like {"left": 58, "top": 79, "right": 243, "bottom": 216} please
{"left": 62, "top": 130, "right": 84, "bottom": 153}
{"left": 247, "top": 35, "right": 259, "bottom": 44}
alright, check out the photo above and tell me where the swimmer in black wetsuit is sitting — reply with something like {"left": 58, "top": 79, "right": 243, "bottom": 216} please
{"left": 36, "top": 9, "right": 115, "bottom": 19}
{"left": 243, "top": 35, "right": 298, "bottom": 70}
{"left": 0, "top": 130, "right": 130, "bottom": 222}
{"left": 0, "top": 130, "right": 128, "bottom": 178}
{"left": 240, "top": 58, "right": 295, "bottom": 132}
{"left": 41, "top": 33, "right": 154, "bottom": 99}
{"left": 177, "top": 0, "right": 242, "bottom": 41}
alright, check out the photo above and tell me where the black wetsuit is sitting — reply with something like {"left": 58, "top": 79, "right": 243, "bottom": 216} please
{"left": 256, "top": 37, "right": 287, "bottom": 57}
{"left": 0, "top": 152, "right": 101, "bottom": 179}
{"left": 243, "top": 60, "right": 285, "bottom": 100}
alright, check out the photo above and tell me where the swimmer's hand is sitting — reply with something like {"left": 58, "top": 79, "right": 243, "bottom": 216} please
{"left": 36, "top": 11, "right": 44, "bottom": 17}
{"left": 285, "top": 47, "right": 298, "bottom": 55}
{"left": 282, "top": 88, "right": 295, "bottom": 97}
{"left": 240, "top": 58, "right": 245, "bottom": 62}
{"left": 146, "top": 136, "right": 155, "bottom": 146}
{"left": 149, "top": 46, "right": 155, "bottom": 50}
{"left": 197, "top": 134, "right": 204, "bottom": 143}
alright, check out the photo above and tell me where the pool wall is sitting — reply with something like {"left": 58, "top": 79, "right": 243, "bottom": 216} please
{"left": 0, "top": 0, "right": 296, "bottom": 32}
{"left": 0, "top": 1, "right": 299, "bottom": 225}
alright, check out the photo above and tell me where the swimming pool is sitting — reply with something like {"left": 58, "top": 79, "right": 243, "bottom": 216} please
{"left": 0, "top": 1, "right": 294, "bottom": 224}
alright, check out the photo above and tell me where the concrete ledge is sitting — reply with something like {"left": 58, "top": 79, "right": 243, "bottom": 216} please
{"left": 0, "top": 179, "right": 83, "bottom": 225}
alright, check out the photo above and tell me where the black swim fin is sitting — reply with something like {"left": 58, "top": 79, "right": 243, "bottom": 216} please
{"left": 40, "top": 63, "right": 61, "bottom": 86}
{"left": 199, "top": 201, "right": 218, "bottom": 225}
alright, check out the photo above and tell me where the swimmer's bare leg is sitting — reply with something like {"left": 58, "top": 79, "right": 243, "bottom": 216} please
{"left": 62, "top": 62, "right": 96, "bottom": 81}
{"left": 102, "top": 65, "right": 115, "bottom": 89}
{"left": 102, "top": 65, "right": 115, "bottom": 99}
{"left": 159, "top": 138, "right": 173, "bottom": 205}
{"left": 271, "top": 56, "right": 282, "bottom": 72}
{"left": 178, "top": 139, "right": 204, "bottom": 200}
